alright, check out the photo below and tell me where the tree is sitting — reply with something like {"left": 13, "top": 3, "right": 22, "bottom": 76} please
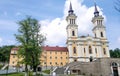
{"left": 115, "top": 0, "right": 120, "bottom": 12}
{"left": 110, "top": 48, "right": 120, "bottom": 58}
{"left": 15, "top": 16, "right": 45, "bottom": 76}
{"left": 0, "top": 45, "right": 15, "bottom": 63}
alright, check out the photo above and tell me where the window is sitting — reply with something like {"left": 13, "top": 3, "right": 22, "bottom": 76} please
{"left": 13, "top": 55, "right": 15, "bottom": 58}
{"left": 55, "top": 57, "right": 57, "bottom": 59}
{"left": 55, "top": 52, "right": 57, "bottom": 54}
{"left": 70, "top": 19, "right": 72, "bottom": 24}
{"left": 12, "top": 61, "right": 14, "bottom": 64}
{"left": 66, "top": 57, "right": 67, "bottom": 59}
{"left": 66, "top": 52, "right": 67, "bottom": 54}
{"left": 103, "top": 48, "right": 106, "bottom": 55}
{"left": 95, "top": 48, "right": 97, "bottom": 54}
{"left": 95, "top": 33, "right": 96, "bottom": 37}
{"left": 72, "top": 31, "right": 75, "bottom": 36}
{"left": 61, "top": 62, "right": 63, "bottom": 65}
{"left": 84, "top": 48, "right": 86, "bottom": 53}
{"left": 14, "top": 51, "right": 16, "bottom": 54}
{"left": 61, "top": 52, "right": 62, "bottom": 54}
{"left": 112, "top": 62, "right": 118, "bottom": 67}
{"left": 101, "top": 32, "right": 103, "bottom": 37}
{"left": 71, "top": 19, "right": 75, "bottom": 24}
{"left": 50, "top": 52, "right": 52, "bottom": 54}
{"left": 50, "top": 56, "right": 52, "bottom": 59}
{"left": 44, "top": 52, "right": 46, "bottom": 54}
{"left": 61, "top": 57, "right": 63, "bottom": 59}
{"left": 44, "top": 62, "right": 46, "bottom": 64}
{"left": 50, "top": 62, "right": 52, "bottom": 65}
{"left": 89, "top": 46, "right": 92, "bottom": 54}
{"left": 73, "top": 47, "right": 76, "bottom": 54}
{"left": 55, "top": 62, "right": 57, "bottom": 65}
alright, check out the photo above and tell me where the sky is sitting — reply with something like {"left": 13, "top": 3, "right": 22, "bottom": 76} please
{"left": 0, "top": 0, "right": 119, "bottom": 50}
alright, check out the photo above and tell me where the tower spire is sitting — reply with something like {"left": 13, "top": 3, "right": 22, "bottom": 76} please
{"left": 68, "top": 2, "right": 74, "bottom": 14}
{"left": 94, "top": 1, "right": 99, "bottom": 17}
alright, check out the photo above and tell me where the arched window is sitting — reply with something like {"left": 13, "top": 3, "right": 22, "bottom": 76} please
{"left": 111, "top": 62, "right": 119, "bottom": 76}
{"left": 84, "top": 48, "right": 86, "bottom": 53}
{"left": 112, "top": 62, "right": 118, "bottom": 67}
{"left": 61, "top": 62, "right": 63, "bottom": 66}
{"left": 95, "top": 48, "right": 97, "bottom": 54}
{"left": 72, "top": 31, "right": 75, "bottom": 36}
{"left": 95, "top": 33, "right": 96, "bottom": 37}
{"left": 70, "top": 19, "right": 72, "bottom": 24}
{"left": 101, "top": 32, "right": 103, "bottom": 37}
{"left": 89, "top": 46, "right": 92, "bottom": 54}
{"left": 73, "top": 47, "right": 76, "bottom": 54}
{"left": 103, "top": 48, "right": 106, "bottom": 55}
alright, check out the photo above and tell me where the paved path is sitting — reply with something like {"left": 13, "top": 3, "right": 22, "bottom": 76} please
{"left": 0, "top": 69, "right": 17, "bottom": 74}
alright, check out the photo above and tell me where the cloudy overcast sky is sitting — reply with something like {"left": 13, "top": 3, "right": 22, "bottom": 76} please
{"left": 0, "top": 0, "right": 119, "bottom": 49}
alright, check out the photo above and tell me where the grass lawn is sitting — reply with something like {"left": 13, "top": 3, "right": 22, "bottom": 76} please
{"left": 42, "top": 70, "right": 50, "bottom": 74}
{"left": 0, "top": 73, "right": 24, "bottom": 76}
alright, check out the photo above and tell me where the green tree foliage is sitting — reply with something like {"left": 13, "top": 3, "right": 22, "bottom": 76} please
{"left": 15, "top": 16, "right": 46, "bottom": 75}
{"left": 110, "top": 48, "right": 120, "bottom": 58}
{"left": 0, "top": 45, "right": 15, "bottom": 62}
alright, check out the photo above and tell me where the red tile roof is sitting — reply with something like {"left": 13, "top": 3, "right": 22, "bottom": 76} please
{"left": 11, "top": 48, "right": 19, "bottom": 51}
{"left": 42, "top": 46, "right": 68, "bottom": 52}
{"left": 11, "top": 46, "right": 68, "bottom": 52}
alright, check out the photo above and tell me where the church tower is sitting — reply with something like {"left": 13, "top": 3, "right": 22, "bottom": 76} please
{"left": 66, "top": 2, "right": 78, "bottom": 38}
{"left": 66, "top": 2, "right": 79, "bottom": 62}
{"left": 92, "top": 3, "right": 110, "bottom": 58}
{"left": 92, "top": 3, "right": 106, "bottom": 39}
{"left": 66, "top": 2, "right": 110, "bottom": 63}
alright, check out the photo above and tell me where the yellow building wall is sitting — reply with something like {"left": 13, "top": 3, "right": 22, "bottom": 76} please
{"left": 41, "top": 50, "right": 69, "bottom": 67}
{"left": 9, "top": 48, "right": 69, "bottom": 67}
{"left": 9, "top": 50, "right": 19, "bottom": 67}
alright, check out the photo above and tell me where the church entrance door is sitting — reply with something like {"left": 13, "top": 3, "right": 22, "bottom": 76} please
{"left": 112, "top": 62, "right": 119, "bottom": 76}
{"left": 113, "top": 67, "right": 119, "bottom": 76}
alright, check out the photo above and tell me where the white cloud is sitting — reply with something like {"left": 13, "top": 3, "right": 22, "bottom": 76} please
{"left": 40, "top": 0, "right": 105, "bottom": 46}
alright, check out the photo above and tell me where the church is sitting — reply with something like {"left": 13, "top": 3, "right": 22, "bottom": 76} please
{"left": 66, "top": 2, "right": 110, "bottom": 62}
{"left": 9, "top": 1, "right": 120, "bottom": 76}
{"left": 54, "top": 2, "right": 120, "bottom": 76}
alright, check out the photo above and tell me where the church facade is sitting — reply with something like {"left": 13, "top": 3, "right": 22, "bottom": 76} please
{"left": 66, "top": 2, "right": 110, "bottom": 62}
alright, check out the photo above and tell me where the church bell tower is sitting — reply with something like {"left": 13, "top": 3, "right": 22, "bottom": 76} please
{"left": 66, "top": 2, "right": 78, "bottom": 38}
{"left": 92, "top": 3, "right": 107, "bottom": 39}
{"left": 66, "top": 2, "right": 79, "bottom": 62}
{"left": 92, "top": 2, "right": 110, "bottom": 58}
